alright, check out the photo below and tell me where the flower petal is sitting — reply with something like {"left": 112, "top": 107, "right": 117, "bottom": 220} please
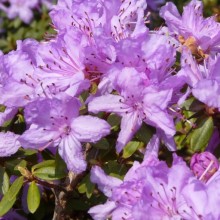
{"left": 90, "top": 166, "right": 122, "bottom": 197}
{"left": 0, "top": 132, "right": 20, "bottom": 157}
{"left": 0, "top": 107, "right": 17, "bottom": 126}
{"left": 88, "top": 201, "right": 116, "bottom": 220}
{"left": 116, "top": 112, "right": 142, "bottom": 152}
{"left": 58, "top": 133, "right": 86, "bottom": 173}
{"left": 144, "top": 106, "right": 175, "bottom": 137}
{"left": 19, "top": 125, "right": 59, "bottom": 150}
{"left": 192, "top": 79, "right": 220, "bottom": 108}
{"left": 88, "top": 94, "right": 127, "bottom": 115}
{"left": 72, "top": 116, "right": 111, "bottom": 142}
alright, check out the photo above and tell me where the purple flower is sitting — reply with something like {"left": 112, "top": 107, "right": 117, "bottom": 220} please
{"left": 0, "top": 0, "right": 38, "bottom": 23}
{"left": 19, "top": 97, "right": 110, "bottom": 173}
{"left": 180, "top": 48, "right": 220, "bottom": 109}
{"left": 89, "top": 135, "right": 220, "bottom": 219}
{"left": 0, "top": 39, "right": 41, "bottom": 107}
{"left": 50, "top": 0, "right": 148, "bottom": 42}
{"left": 190, "top": 152, "right": 219, "bottom": 183}
{"left": 88, "top": 135, "right": 160, "bottom": 220}
{"left": 0, "top": 131, "right": 20, "bottom": 157}
{"left": 50, "top": 0, "right": 107, "bottom": 33}
{"left": 89, "top": 67, "right": 175, "bottom": 152}
{"left": 109, "top": 0, "right": 148, "bottom": 41}
{"left": 160, "top": 0, "right": 220, "bottom": 56}
{"left": 36, "top": 30, "right": 90, "bottom": 97}
{"left": 0, "top": 0, "right": 53, "bottom": 23}
{"left": 133, "top": 156, "right": 206, "bottom": 220}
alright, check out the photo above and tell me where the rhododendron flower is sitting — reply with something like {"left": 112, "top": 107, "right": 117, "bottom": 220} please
{"left": 180, "top": 48, "right": 220, "bottom": 109}
{"left": 89, "top": 67, "right": 175, "bottom": 152}
{"left": 190, "top": 152, "right": 219, "bottom": 183}
{"left": 36, "top": 30, "right": 90, "bottom": 97}
{"left": 0, "top": 132, "right": 20, "bottom": 157}
{"left": 160, "top": 0, "right": 220, "bottom": 56}
{"left": 88, "top": 135, "right": 160, "bottom": 220}
{"left": 0, "top": 39, "right": 41, "bottom": 107}
{"left": 19, "top": 97, "right": 111, "bottom": 173}
{"left": 89, "top": 136, "right": 220, "bottom": 220}
{"left": 0, "top": 0, "right": 53, "bottom": 23}
{"left": 0, "top": 0, "right": 38, "bottom": 23}
{"left": 50, "top": 0, "right": 148, "bottom": 41}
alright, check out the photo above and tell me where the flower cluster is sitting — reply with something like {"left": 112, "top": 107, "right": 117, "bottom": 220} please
{"left": 0, "top": 0, "right": 54, "bottom": 23}
{"left": 89, "top": 137, "right": 220, "bottom": 220}
{"left": 1, "top": 0, "right": 220, "bottom": 219}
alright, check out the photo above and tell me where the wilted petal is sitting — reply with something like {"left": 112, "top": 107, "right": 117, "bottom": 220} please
{"left": 72, "top": 116, "right": 111, "bottom": 142}
{"left": 0, "top": 132, "right": 20, "bottom": 157}
{"left": 90, "top": 166, "right": 122, "bottom": 197}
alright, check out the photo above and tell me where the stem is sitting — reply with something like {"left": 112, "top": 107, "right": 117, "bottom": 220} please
{"left": 52, "top": 171, "right": 86, "bottom": 220}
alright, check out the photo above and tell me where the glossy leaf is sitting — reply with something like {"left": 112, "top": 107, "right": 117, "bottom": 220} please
{"left": 93, "top": 138, "right": 110, "bottom": 150}
{"left": 78, "top": 175, "right": 95, "bottom": 199}
{"left": 190, "top": 116, "right": 214, "bottom": 152}
{"left": 33, "top": 166, "right": 66, "bottom": 181}
{"left": 0, "top": 176, "right": 24, "bottom": 217}
{"left": 0, "top": 167, "right": 9, "bottom": 195}
{"left": 31, "top": 160, "right": 55, "bottom": 173}
{"left": 122, "top": 141, "right": 144, "bottom": 159}
{"left": 27, "top": 181, "right": 41, "bottom": 213}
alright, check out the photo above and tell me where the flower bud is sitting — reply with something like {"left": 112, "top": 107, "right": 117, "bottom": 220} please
{"left": 190, "top": 152, "right": 219, "bottom": 182}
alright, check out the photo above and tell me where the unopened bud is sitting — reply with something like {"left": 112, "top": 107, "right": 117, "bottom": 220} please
{"left": 190, "top": 152, "right": 219, "bottom": 182}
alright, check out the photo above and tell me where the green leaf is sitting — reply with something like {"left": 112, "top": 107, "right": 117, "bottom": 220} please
{"left": 32, "top": 157, "right": 67, "bottom": 180}
{"left": 93, "top": 138, "right": 110, "bottom": 150}
{"left": 14, "top": 160, "right": 27, "bottom": 171}
{"left": 27, "top": 181, "right": 41, "bottom": 213}
{"left": 0, "top": 176, "right": 24, "bottom": 217}
{"left": 190, "top": 116, "right": 214, "bottom": 152}
{"left": 181, "top": 97, "right": 195, "bottom": 110}
{"left": 105, "top": 160, "right": 127, "bottom": 179}
{"left": 78, "top": 175, "right": 95, "bottom": 199}
{"left": 0, "top": 167, "right": 9, "bottom": 195}
{"left": 135, "top": 124, "right": 155, "bottom": 143}
{"left": 5, "top": 159, "right": 27, "bottom": 176}
{"left": 55, "top": 153, "right": 67, "bottom": 178}
{"left": 122, "top": 141, "right": 144, "bottom": 159}
{"left": 33, "top": 167, "right": 64, "bottom": 180}
{"left": 32, "top": 160, "right": 55, "bottom": 173}
{"left": 107, "top": 114, "right": 121, "bottom": 130}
